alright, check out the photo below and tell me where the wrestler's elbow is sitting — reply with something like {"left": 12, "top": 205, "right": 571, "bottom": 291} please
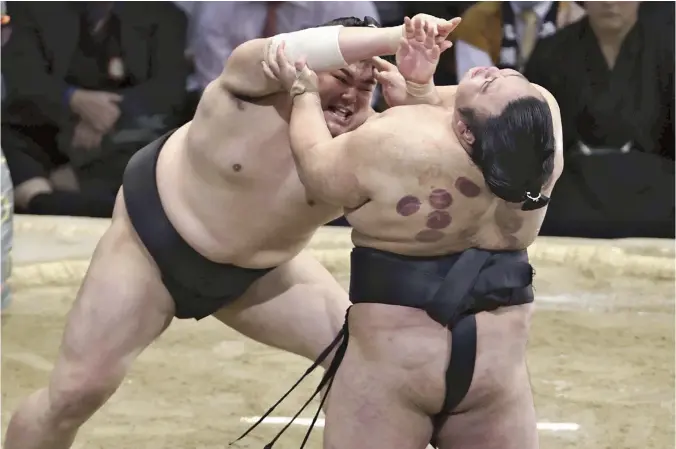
{"left": 296, "top": 170, "right": 340, "bottom": 205}
{"left": 219, "top": 39, "right": 280, "bottom": 97}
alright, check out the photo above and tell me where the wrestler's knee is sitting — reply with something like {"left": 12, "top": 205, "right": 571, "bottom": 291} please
{"left": 47, "top": 360, "right": 125, "bottom": 426}
{"left": 312, "top": 283, "right": 351, "bottom": 364}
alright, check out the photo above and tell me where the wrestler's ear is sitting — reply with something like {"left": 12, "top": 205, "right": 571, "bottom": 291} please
{"left": 456, "top": 120, "right": 475, "bottom": 145}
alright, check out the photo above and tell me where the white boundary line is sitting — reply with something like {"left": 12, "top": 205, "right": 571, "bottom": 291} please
{"left": 241, "top": 416, "right": 580, "bottom": 432}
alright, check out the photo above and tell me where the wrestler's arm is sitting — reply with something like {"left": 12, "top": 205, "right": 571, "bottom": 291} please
{"left": 218, "top": 26, "right": 403, "bottom": 98}
{"left": 288, "top": 92, "right": 381, "bottom": 208}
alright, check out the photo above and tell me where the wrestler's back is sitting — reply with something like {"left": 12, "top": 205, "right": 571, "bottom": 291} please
{"left": 342, "top": 104, "right": 550, "bottom": 447}
{"left": 154, "top": 82, "right": 339, "bottom": 268}
{"left": 347, "top": 105, "right": 554, "bottom": 256}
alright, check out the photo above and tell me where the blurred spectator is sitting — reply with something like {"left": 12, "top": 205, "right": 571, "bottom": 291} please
{"left": 176, "top": 1, "right": 379, "bottom": 118}
{"left": 453, "top": 1, "right": 585, "bottom": 79}
{"left": 2, "top": 2, "right": 188, "bottom": 217}
{"left": 526, "top": 1, "right": 674, "bottom": 158}
{"left": 525, "top": 1, "right": 675, "bottom": 238}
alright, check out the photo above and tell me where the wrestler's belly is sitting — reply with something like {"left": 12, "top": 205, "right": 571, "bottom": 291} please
{"left": 155, "top": 131, "right": 339, "bottom": 268}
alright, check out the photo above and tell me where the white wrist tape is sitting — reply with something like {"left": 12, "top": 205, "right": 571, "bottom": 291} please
{"left": 269, "top": 25, "right": 348, "bottom": 72}
{"left": 405, "top": 81, "right": 435, "bottom": 98}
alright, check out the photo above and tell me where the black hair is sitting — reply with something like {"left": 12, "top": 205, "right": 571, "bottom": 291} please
{"left": 320, "top": 16, "right": 381, "bottom": 28}
{"left": 459, "top": 96, "right": 556, "bottom": 211}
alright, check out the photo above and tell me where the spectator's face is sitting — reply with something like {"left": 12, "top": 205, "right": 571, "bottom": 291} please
{"left": 586, "top": 1, "right": 640, "bottom": 33}
{"left": 455, "top": 67, "right": 538, "bottom": 117}
{"left": 1, "top": 7, "right": 9, "bottom": 47}
{"left": 317, "top": 62, "right": 376, "bottom": 137}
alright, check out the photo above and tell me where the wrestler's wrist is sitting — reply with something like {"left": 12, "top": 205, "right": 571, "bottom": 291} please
{"left": 405, "top": 80, "right": 435, "bottom": 98}
{"left": 385, "top": 25, "right": 405, "bottom": 54}
{"left": 290, "top": 86, "right": 319, "bottom": 102}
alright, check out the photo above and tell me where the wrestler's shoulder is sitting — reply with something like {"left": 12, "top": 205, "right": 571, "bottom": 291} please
{"left": 367, "top": 105, "right": 447, "bottom": 136}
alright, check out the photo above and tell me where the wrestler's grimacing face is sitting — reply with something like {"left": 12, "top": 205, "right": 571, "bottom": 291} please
{"left": 455, "top": 66, "right": 537, "bottom": 116}
{"left": 317, "top": 62, "right": 376, "bottom": 136}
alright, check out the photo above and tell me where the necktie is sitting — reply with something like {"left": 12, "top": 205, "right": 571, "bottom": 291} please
{"left": 519, "top": 9, "right": 539, "bottom": 68}
{"left": 261, "top": 2, "right": 281, "bottom": 38}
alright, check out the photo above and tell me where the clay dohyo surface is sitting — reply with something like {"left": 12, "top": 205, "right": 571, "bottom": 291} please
{"left": 2, "top": 262, "right": 673, "bottom": 449}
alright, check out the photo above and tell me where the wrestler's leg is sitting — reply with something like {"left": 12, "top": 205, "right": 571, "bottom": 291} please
{"left": 436, "top": 305, "right": 538, "bottom": 449}
{"left": 323, "top": 305, "right": 447, "bottom": 449}
{"left": 4, "top": 192, "right": 175, "bottom": 449}
{"left": 213, "top": 251, "right": 350, "bottom": 368}
{"left": 435, "top": 373, "right": 537, "bottom": 449}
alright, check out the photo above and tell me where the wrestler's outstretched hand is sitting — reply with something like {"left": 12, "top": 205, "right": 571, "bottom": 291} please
{"left": 262, "top": 41, "right": 318, "bottom": 97}
{"left": 397, "top": 15, "right": 461, "bottom": 85}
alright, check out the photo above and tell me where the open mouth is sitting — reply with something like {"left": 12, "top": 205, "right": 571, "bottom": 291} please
{"left": 326, "top": 105, "right": 353, "bottom": 123}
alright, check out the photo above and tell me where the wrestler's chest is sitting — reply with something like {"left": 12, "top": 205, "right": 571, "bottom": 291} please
{"left": 202, "top": 132, "right": 296, "bottom": 183}
{"left": 208, "top": 147, "right": 335, "bottom": 214}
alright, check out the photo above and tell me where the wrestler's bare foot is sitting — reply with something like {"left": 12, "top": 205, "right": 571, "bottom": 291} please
{"left": 4, "top": 195, "right": 175, "bottom": 449}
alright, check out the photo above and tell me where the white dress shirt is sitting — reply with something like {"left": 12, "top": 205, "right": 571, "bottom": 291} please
{"left": 177, "top": 1, "right": 380, "bottom": 91}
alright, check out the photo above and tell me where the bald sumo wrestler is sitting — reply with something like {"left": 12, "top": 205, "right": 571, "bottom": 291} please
{"left": 239, "top": 27, "right": 564, "bottom": 449}
{"left": 3, "top": 14, "right": 462, "bottom": 449}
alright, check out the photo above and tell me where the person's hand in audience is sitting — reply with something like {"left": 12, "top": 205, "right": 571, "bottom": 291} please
{"left": 71, "top": 120, "right": 104, "bottom": 150}
{"left": 69, "top": 89, "right": 122, "bottom": 133}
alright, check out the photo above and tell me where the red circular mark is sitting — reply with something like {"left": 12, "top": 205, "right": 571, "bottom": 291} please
{"left": 455, "top": 177, "right": 481, "bottom": 197}
{"left": 415, "top": 229, "right": 445, "bottom": 243}
{"left": 429, "top": 189, "right": 453, "bottom": 209}
{"left": 426, "top": 210, "right": 452, "bottom": 229}
{"left": 396, "top": 195, "right": 422, "bottom": 216}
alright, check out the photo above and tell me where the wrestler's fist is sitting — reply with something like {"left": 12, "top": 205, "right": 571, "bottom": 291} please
{"left": 396, "top": 16, "right": 460, "bottom": 85}
{"left": 262, "top": 41, "right": 318, "bottom": 97}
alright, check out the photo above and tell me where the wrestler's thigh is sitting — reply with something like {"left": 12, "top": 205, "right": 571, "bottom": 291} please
{"left": 437, "top": 372, "right": 537, "bottom": 449}
{"left": 437, "top": 306, "right": 537, "bottom": 449}
{"left": 324, "top": 335, "right": 434, "bottom": 449}
{"left": 213, "top": 251, "right": 350, "bottom": 362}
{"left": 52, "top": 192, "right": 175, "bottom": 386}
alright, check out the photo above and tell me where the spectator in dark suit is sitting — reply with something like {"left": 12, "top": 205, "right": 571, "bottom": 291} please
{"left": 525, "top": 1, "right": 674, "bottom": 238}
{"left": 2, "top": 2, "right": 188, "bottom": 217}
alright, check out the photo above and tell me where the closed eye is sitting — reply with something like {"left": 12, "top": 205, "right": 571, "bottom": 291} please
{"left": 334, "top": 75, "right": 349, "bottom": 85}
{"left": 480, "top": 78, "right": 496, "bottom": 92}
{"left": 481, "top": 74, "right": 524, "bottom": 93}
